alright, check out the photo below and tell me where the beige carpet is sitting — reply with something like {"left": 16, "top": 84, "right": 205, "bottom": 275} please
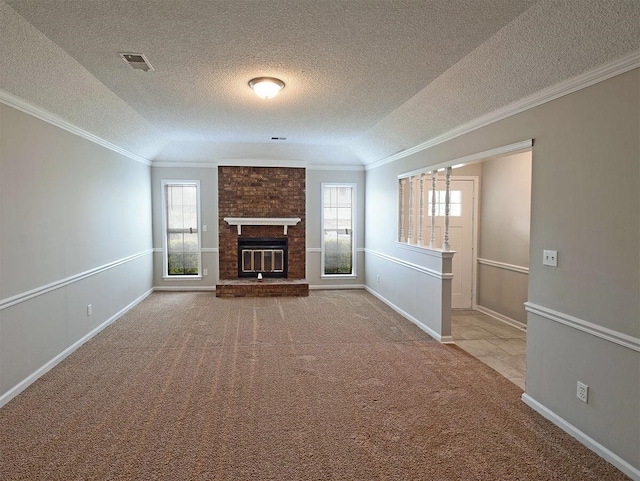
{"left": 0, "top": 291, "right": 629, "bottom": 480}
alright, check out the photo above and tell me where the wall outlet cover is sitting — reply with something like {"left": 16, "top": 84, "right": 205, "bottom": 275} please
{"left": 543, "top": 249, "right": 558, "bottom": 267}
{"left": 577, "top": 381, "right": 588, "bottom": 403}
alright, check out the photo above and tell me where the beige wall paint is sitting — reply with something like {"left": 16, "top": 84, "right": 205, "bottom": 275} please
{"left": 477, "top": 152, "right": 531, "bottom": 323}
{"left": 479, "top": 152, "right": 531, "bottom": 267}
{"left": 365, "top": 69, "right": 639, "bottom": 470}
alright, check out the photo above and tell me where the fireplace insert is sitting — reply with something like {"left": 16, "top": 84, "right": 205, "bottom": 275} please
{"left": 237, "top": 237, "right": 288, "bottom": 278}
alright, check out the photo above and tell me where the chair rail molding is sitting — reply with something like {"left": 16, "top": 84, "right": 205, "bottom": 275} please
{"left": 525, "top": 302, "right": 640, "bottom": 352}
{"left": 477, "top": 257, "right": 529, "bottom": 274}
{"left": 365, "top": 248, "right": 453, "bottom": 280}
{"left": 0, "top": 249, "right": 154, "bottom": 311}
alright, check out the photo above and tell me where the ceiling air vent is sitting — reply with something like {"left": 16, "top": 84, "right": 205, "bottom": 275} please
{"left": 119, "top": 52, "right": 154, "bottom": 72}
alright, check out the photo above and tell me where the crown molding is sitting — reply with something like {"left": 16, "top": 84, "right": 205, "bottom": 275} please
{"left": 0, "top": 89, "right": 152, "bottom": 166}
{"left": 151, "top": 160, "right": 366, "bottom": 171}
{"left": 398, "top": 139, "right": 533, "bottom": 179}
{"left": 307, "top": 164, "right": 365, "bottom": 171}
{"left": 365, "top": 50, "right": 640, "bottom": 171}
{"left": 217, "top": 158, "right": 307, "bottom": 168}
{"left": 152, "top": 161, "right": 218, "bottom": 168}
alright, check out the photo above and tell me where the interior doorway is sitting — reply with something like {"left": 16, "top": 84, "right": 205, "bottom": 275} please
{"left": 449, "top": 149, "right": 532, "bottom": 387}
{"left": 425, "top": 177, "right": 477, "bottom": 309}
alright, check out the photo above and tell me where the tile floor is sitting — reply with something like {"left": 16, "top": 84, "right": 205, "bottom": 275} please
{"left": 451, "top": 310, "right": 527, "bottom": 389}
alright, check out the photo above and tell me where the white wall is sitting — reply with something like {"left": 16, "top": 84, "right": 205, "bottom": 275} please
{"left": 0, "top": 103, "right": 154, "bottom": 404}
{"left": 151, "top": 166, "right": 218, "bottom": 290}
{"left": 364, "top": 69, "right": 639, "bottom": 474}
{"left": 306, "top": 168, "right": 365, "bottom": 288}
{"left": 149, "top": 165, "right": 364, "bottom": 289}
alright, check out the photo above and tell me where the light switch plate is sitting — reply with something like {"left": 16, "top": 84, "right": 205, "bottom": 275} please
{"left": 543, "top": 250, "right": 558, "bottom": 267}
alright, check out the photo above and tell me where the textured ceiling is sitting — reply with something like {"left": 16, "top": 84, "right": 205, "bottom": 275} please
{"left": 1, "top": 0, "right": 639, "bottom": 166}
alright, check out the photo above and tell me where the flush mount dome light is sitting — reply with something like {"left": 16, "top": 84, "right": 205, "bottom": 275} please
{"left": 249, "top": 77, "right": 285, "bottom": 99}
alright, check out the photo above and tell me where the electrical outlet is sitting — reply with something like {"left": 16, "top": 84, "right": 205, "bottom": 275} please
{"left": 87, "top": 304, "right": 93, "bottom": 316}
{"left": 203, "top": 268, "right": 208, "bottom": 276}
{"left": 577, "top": 381, "right": 588, "bottom": 403}
{"left": 202, "top": 224, "right": 207, "bottom": 232}
{"left": 543, "top": 249, "right": 558, "bottom": 267}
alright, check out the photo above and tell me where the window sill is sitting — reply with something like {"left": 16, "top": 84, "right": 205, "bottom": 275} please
{"left": 321, "top": 274, "right": 357, "bottom": 280}
{"left": 162, "top": 275, "right": 203, "bottom": 281}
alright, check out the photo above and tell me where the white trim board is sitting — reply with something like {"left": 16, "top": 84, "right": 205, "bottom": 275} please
{"left": 396, "top": 242, "right": 456, "bottom": 258}
{"left": 152, "top": 161, "right": 366, "bottom": 170}
{"left": 309, "top": 284, "right": 366, "bottom": 290}
{"left": 307, "top": 164, "right": 365, "bottom": 172}
{"left": 0, "top": 288, "right": 154, "bottom": 409}
{"left": 475, "top": 304, "right": 527, "bottom": 331}
{"left": 153, "top": 247, "right": 218, "bottom": 253}
{"left": 522, "top": 394, "right": 640, "bottom": 480}
{"left": 525, "top": 302, "right": 640, "bottom": 352}
{"left": 152, "top": 161, "right": 217, "bottom": 168}
{"left": 477, "top": 257, "right": 529, "bottom": 275}
{"left": 153, "top": 286, "right": 217, "bottom": 292}
{"left": 365, "top": 248, "right": 453, "bottom": 280}
{"left": 0, "top": 89, "right": 151, "bottom": 166}
{"left": 397, "top": 140, "right": 533, "bottom": 178}
{"left": 217, "top": 159, "right": 307, "bottom": 168}
{"left": 365, "top": 286, "right": 453, "bottom": 344}
{"left": 309, "top": 247, "right": 364, "bottom": 253}
{"left": 0, "top": 249, "right": 154, "bottom": 311}
{"left": 365, "top": 50, "right": 639, "bottom": 171}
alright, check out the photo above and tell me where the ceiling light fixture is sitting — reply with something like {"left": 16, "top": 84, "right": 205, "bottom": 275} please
{"left": 249, "top": 77, "right": 285, "bottom": 99}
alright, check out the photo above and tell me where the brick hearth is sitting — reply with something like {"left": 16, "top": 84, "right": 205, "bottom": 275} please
{"left": 216, "top": 279, "right": 309, "bottom": 297}
{"left": 216, "top": 166, "right": 308, "bottom": 297}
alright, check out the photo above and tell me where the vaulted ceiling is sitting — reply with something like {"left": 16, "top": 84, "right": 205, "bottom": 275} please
{"left": 1, "top": 0, "right": 638, "bottom": 166}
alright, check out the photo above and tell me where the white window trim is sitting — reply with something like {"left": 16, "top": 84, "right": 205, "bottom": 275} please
{"left": 321, "top": 183, "right": 357, "bottom": 278}
{"left": 161, "top": 179, "right": 203, "bottom": 280}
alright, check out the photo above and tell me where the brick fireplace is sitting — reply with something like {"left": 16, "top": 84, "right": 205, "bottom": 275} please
{"left": 216, "top": 166, "right": 308, "bottom": 297}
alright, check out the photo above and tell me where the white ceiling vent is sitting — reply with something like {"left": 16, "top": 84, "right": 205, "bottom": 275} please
{"left": 119, "top": 52, "right": 154, "bottom": 72}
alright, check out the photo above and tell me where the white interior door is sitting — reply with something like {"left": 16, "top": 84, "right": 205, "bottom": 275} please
{"left": 425, "top": 179, "right": 475, "bottom": 309}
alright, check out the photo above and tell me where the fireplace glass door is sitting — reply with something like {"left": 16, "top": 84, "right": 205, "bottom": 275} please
{"left": 242, "top": 249, "right": 284, "bottom": 274}
{"left": 237, "top": 237, "right": 288, "bottom": 278}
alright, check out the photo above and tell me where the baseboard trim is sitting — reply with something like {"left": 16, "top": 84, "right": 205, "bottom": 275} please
{"left": 309, "top": 284, "right": 366, "bottom": 290}
{"left": 364, "top": 286, "right": 452, "bottom": 343}
{"left": 153, "top": 286, "right": 217, "bottom": 292}
{"left": 475, "top": 305, "right": 527, "bottom": 331}
{"left": 0, "top": 288, "right": 154, "bottom": 410}
{"left": 521, "top": 393, "right": 640, "bottom": 480}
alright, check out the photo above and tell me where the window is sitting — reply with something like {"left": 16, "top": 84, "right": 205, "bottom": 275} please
{"left": 428, "top": 190, "right": 462, "bottom": 217}
{"left": 322, "top": 184, "right": 355, "bottom": 276}
{"left": 162, "top": 181, "right": 201, "bottom": 277}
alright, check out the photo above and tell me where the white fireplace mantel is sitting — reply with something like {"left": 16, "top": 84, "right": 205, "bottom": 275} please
{"left": 224, "top": 217, "right": 301, "bottom": 235}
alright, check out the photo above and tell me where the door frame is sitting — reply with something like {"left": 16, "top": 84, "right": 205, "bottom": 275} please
{"left": 446, "top": 175, "right": 479, "bottom": 310}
